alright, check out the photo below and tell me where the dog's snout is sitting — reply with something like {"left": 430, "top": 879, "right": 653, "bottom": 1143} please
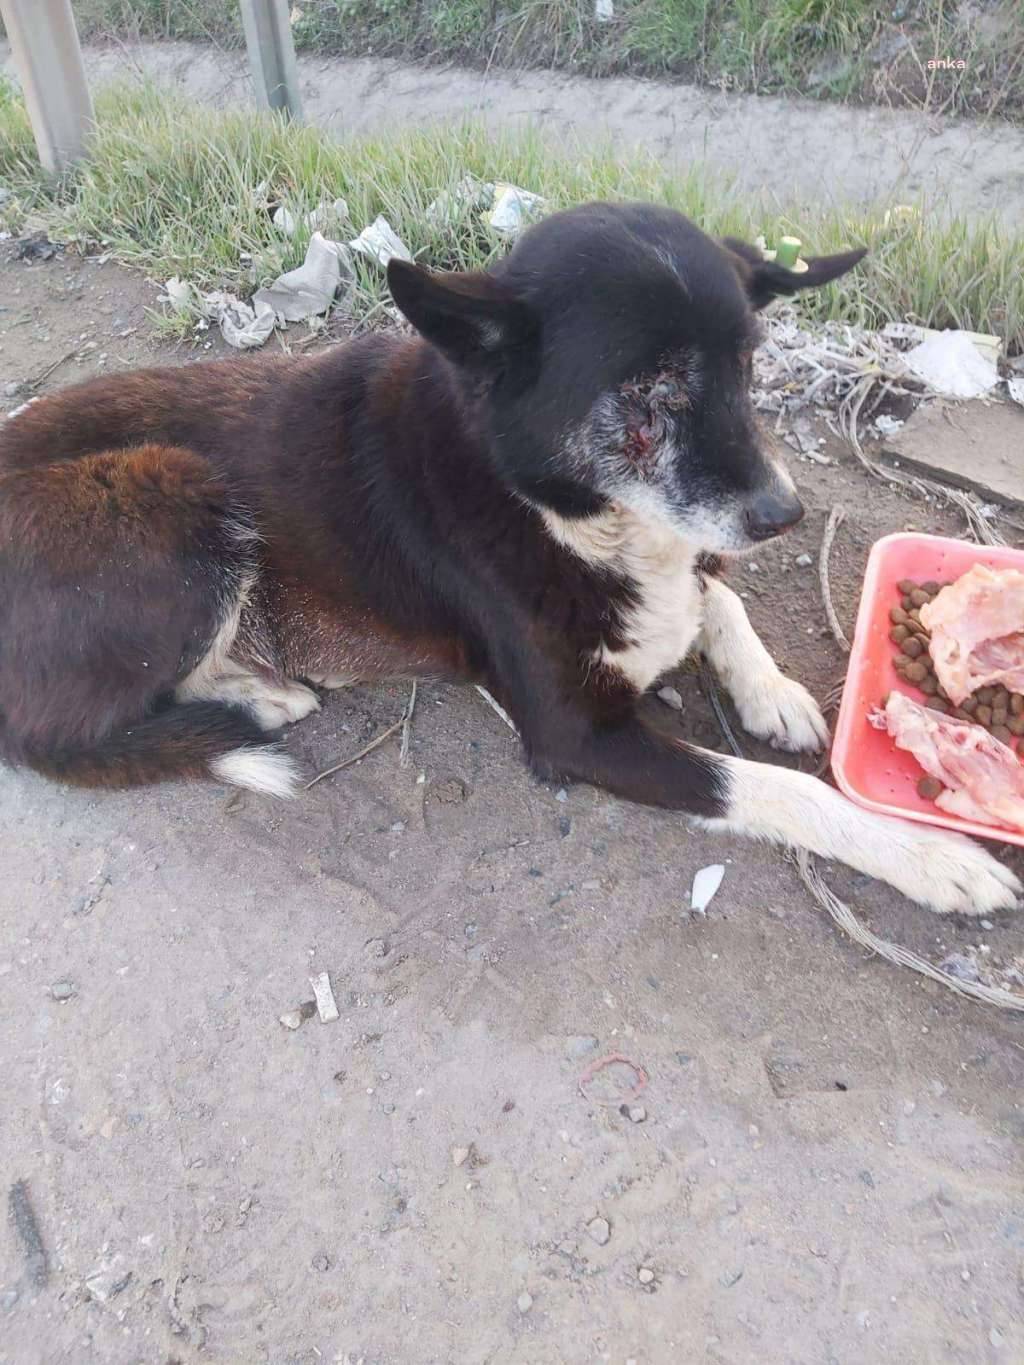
{"left": 744, "top": 487, "right": 804, "bottom": 541}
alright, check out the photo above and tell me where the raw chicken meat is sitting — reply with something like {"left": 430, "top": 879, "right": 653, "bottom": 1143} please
{"left": 920, "top": 563, "right": 1024, "bottom": 704}
{"left": 871, "top": 690, "right": 1024, "bottom": 831}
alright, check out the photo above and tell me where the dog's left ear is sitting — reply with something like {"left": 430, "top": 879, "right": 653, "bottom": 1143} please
{"left": 722, "top": 238, "right": 868, "bottom": 311}
{"left": 387, "top": 260, "right": 538, "bottom": 369}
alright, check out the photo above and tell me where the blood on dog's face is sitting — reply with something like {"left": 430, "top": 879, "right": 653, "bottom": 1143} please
{"left": 387, "top": 201, "right": 866, "bottom": 552}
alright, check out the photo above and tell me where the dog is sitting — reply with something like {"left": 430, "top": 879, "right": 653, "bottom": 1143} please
{"left": 0, "top": 201, "right": 1018, "bottom": 917}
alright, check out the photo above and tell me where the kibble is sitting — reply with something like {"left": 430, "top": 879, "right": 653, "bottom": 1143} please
{"left": 928, "top": 698, "right": 949, "bottom": 714}
{"left": 960, "top": 696, "right": 977, "bottom": 714}
{"left": 992, "top": 705, "right": 1009, "bottom": 727}
{"left": 889, "top": 625, "right": 909, "bottom": 644}
{"left": 890, "top": 606, "right": 909, "bottom": 625}
{"left": 894, "top": 654, "right": 912, "bottom": 672}
{"left": 909, "top": 588, "right": 930, "bottom": 607}
{"left": 993, "top": 725, "right": 1013, "bottom": 745}
{"left": 917, "top": 775, "right": 944, "bottom": 801}
{"left": 1011, "top": 694, "right": 1024, "bottom": 716}
{"left": 897, "top": 578, "right": 916, "bottom": 595}
{"left": 919, "top": 675, "right": 938, "bottom": 695}
{"left": 1008, "top": 714, "right": 1024, "bottom": 737}
{"left": 922, "top": 580, "right": 940, "bottom": 595}
{"left": 975, "top": 704, "right": 993, "bottom": 727}
{"left": 903, "top": 636, "right": 924, "bottom": 659}
{"left": 901, "top": 594, "right": 914, "bottom": 611}
{"left": 904, "top": 661, "right": 928, "bottom": 684}
{"left": 976, "top": 685, "right": 995, "bottom": 704}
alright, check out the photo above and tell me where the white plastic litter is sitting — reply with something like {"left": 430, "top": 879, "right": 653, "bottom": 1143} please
{"left": 904, "top": 330, "right": 999, "bottom": 399}
{"left": 1007, "top": 377, "right": 1024, "bottom": 407}
{"left": 348, "top": 215, "right": 412, "bottom": 267}
{"left": 425, "top": 175, "right": 494, "bottom": 227}
{"left": 486, "top": 184, "right": 547, "bottom": 238}
{"left": 161, "top": 276, "right": 195, "bottom": 314}
{"left": 873, "top": 413, "right": 904, "bottom": 436}
{"left": 595, "top": 0, "right": 615, "bottom": 18}
{"left": 253, "top": 231, "right": 354, "bottom": 324}
{"left": 310, "top": 971, "right": 340, "bottom": 1023}
{"left": 690, "top": 864, "right": 725, "bottom": 914}
{"left": 203, "top": 289, "right": 276, "bottom": 349}
{"left": 273, "top": 197, "right": 349, "bottom": 238}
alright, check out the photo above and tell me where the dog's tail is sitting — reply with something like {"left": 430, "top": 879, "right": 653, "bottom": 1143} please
{"left": 7, "top": 700, "right": 301, "bottom": 797}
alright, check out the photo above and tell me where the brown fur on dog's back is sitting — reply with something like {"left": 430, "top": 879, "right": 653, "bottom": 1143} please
{"left": 0, "top": 442, "right": 260, "bottom": 784}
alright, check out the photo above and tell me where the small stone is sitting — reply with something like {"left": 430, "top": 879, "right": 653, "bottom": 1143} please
{"left": 50, "top": 980, "right": 75, "bottom": 1001}
{"left": 558, "top": 816, "right": 571, "bottom": 837}
{"left": 452, "top": 1145, "right": 471, "bottom": 1167}
{"left": 279, "top": 1009, "right": 304, "bottom": 1030}
{"left": 382, "top": 1103, "right": 396, "bottom": 1115}
{"left": 3, "top": 380, "right": 21, "bottom": 398}
{"left": 747, "top": 561, "right": 761, "bottom": 573}
{"left": 517, "top": 1291, "right": 533, "bottom": 1314}
{"left": 566, "top": 1035, "right": 599, "bottom": 1058}
{"left": 637, "top": 1266, "right": 655, "bottom": 1285}
{"left": 367, "top": 938, "right": 389, "bottom": 957}
{"left": 795, "top": 553, "right": 813, "bottom": 567}
{"left": 586, "top": 1216, "right": 611, "bottom": 1246}
{"left": 389, "top": 821, "right": 405, "bottom": 833}
{"left": 990, "top": 1327, "right": 1004, "bottom": 1347}
{"left": 555, "top": 788, "right": 568, "bottom": 803}
{"left": 312, "top": 1253, "right": 331, "bottom": 1272}
{"left": 657, "top": 685, "right": 684, "bottom": 710}
{"left": 627, "top": 1105, "right": 647, "bottom": 1124}
{"left": 980, "top": 919, "right": 994, "bottom": 930}
{"left": 1, "top": 1288, "right": 19, "bottom": 1312}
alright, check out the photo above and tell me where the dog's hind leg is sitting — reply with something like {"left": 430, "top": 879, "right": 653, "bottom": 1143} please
{"left": 698, "top": 576, "right": 828, "bottom": 753}
{"left": 175, "top": 590, "right": 321, "bottom": 731}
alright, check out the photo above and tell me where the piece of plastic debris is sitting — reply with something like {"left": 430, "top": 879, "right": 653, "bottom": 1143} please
{"left": 904, "top": 330, "right": 999, "bottom": 399}
{"left": 425, "top": 175, "right": 494, "bottom": 227}
{"left": 795, "top": 552, "right": 813, "bottom": 567}
{"left": 253, "top": 231, "right": 353, "bottom": 324}
{"left": 1008, "top": 377, "right": 1024, "bottom": 407}
{"left": 657, "top": 685, "right": 684, "bottom": 710}
{"left": 451, "top": 1144, "right": 472, "bottom": 1167}
{"left": 873, "top": 413, "right": 904, "bottom": 436}
{"left": 594, "top": 0, "right": 614, "bottom": 18}
{"left": 310, "top": 972, "right": 340, "bottom": 1023}
{"left": 517, "top": 1290, "right": 534, "bottom": 1313}
{"left": 273, "top": 197, "right": 349, "bottom": 238}
{"left": 486, "top": 184, "right": 547, "bottom": 238}
{"left": 348, "top": 215, "right": 412, "bottom": 267}
{"left": 690, "top": 863, "right": 725, "bottom": 914}
{"left": 203, "top": 289, "right": 276, "bottom": 349}
{"left": 626, "top": 1104, "right": 647, "bottom": 1123}
{"left": 775, "top": 236, "right": 806, "bottom": 272}
{"left": 161, "top": 276, "right": 195, "bottom": 314}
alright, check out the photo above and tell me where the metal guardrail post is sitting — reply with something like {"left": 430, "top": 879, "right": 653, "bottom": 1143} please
{"left": 239, "top": 0, "right": 304, "bottom": 121}
{"left": 0, "top": 0, "right": 94, "bottom": 173}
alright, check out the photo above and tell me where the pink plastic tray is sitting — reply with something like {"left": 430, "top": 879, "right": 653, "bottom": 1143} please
{"left": 832, "top": 531, "right": 1024, "bottom": 847}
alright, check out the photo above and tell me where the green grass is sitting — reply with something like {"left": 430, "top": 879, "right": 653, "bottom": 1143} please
{"left": 1, "top": 79, "right": 1022, "bottom": 350}
{"left": 61, "top": 0, "right": 1024, "bottom": 121}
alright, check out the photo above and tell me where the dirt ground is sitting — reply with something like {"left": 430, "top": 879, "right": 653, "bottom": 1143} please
{"left": 4, "top": 37, "right": 1024, "bottom": 227}
{"left": 2, "top": 247, "right": 1024, "bottom": 1365}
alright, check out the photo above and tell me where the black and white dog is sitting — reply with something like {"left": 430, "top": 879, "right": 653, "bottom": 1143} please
{"left": 0, "top": 201, "right": 1018, "bottom": 916}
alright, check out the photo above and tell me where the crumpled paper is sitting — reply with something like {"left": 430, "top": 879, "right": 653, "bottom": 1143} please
{"left": 253, "top": 231, "right": 354, "bottom": 324}
{"left": 272, "top": 197, "right": 349, "bottom": 238}
{"left": 486, "top": 183, "right": 547, "bottom": 237}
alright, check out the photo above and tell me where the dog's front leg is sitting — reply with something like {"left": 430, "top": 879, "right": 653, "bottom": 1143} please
{"left": 698, "top": 575, "right": 828, "bottom": 753}
{"left": 491, "top": 643, "right": 1018, "bottom": 916}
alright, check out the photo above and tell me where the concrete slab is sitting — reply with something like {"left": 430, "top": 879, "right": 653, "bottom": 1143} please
{"left": 881, "top": 396, "right": 1024, "bottom": 505}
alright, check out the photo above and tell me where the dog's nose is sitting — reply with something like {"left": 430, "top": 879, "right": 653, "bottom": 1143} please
{"left": 744, "top": 488, "right": 804, "bottom": 540}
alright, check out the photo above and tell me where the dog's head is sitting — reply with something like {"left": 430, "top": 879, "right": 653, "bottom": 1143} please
{"left": 388, "top": 202, "right": 866, "bottom": 553}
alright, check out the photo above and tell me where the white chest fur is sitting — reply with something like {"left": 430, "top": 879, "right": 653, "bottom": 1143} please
{"left": 541, "top": 502, "right": 704, "bottom": 692}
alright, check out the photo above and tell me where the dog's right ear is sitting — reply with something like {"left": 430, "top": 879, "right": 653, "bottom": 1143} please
{"left": 387, "top": 260, "right": 538, "bottom": 369}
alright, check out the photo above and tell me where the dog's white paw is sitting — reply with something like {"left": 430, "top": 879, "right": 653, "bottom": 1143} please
{"left": 884, "top": 824, "right": 1021, "bottom": 916}
{"left": 735, "top": 673, "right": 829, "bottom": 753}
{"left": 247, "top": 681, "right": 321, "bottom": 731}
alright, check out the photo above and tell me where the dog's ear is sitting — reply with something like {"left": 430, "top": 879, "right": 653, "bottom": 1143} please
{"left": 387, "top": 260, "right": 538, "bottom": 368}
{"left": 722, "top": 238, "right": 867, "bottom": 311}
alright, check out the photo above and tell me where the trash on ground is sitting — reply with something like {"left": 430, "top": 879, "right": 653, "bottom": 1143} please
{"left": 486, "top": 184, "right": 547, "bottom": 237}
{"left": 578, "top": 1052, "right": 649, "bottom": 1105}
{"left": 348, "top": 215, "right": 412, "bottom": 268}
{"left": 690, "top": 863, "right": 725, "bottom": 914}
{"left": 310, "top": 971, "right": 340, "bottom": 1023}
{"left": 657, "top": 685, "right": 683, "bottom": 710}
{"left": 1008, "top": 377, "right": 1024, "bottom": 407}
{"left": 873, "top": 413, "right": 904, "bottom": 437}
{"left": 904, "top": 330, "right": 999, "bottom": 399}
{"left": 273, "top": 197, "right": 349, "bottom": 238}
{"left": 254, "top": 231, "right": 354, "bottom": 324}
{"left": 425, "top": 175, "right": 494, "bottom": 227}
{"left": 202, "top": 288, "right": 276, "bottom": 349}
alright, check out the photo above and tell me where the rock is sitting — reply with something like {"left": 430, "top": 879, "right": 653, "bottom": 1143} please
{"left": 637, "top": 1266, "right": 655, "bottom": 1285}
{"left": 309, "top": 971, "right": 340, "bottom": 1023}
{"left": 1, "top": 1288, "right": 19, "bottom": 1312}
{"left": 50, "top": 980, "right": 76, "bottom": 1001}
{"left": 586, "top": 1216, "right": 611, "bottom": 1246}
{"left": 366, "top": 938, "right": 389, "bottom": 957}
{"left": 555, "top": 788, "right": 568, "bottom": 802}
{"left": 747, "top": 561, "right": 761, "bottom": 573}
{"left": 990, "top": 1327, "right": 1004, "bottom": 1347}
{"left": 565, "top": 1035, "right": 599, "bottom": 1058}
{"left": 657, "top": 685, "right": 683, "bottom": 710}
{"left": 451, "top": 1145, "right": 471, "bottom": 1167}
{"left": 795, "top": 553, "right": 813, "bottom": 567}
{"left": 627, "top": 1105, "right": 647, "bottom": 1124}
{"left": 939, "top": 953, "right": 981, "bottom": 983}
{"left": 3, "top": 380, "right": 21, "bottom": 398}
{"left": 311, "top": 1253, "right": 331, "bottom": 1272}
{"left": 517, "top": 1291, "right": 533, "bottom": 1313}
{"left": 558, "top": 816, "right": 571, "bottom": 837}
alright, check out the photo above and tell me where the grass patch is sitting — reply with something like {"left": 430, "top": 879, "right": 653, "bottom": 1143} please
{"left": 0, "top": 80, "right": 1021, "bottom": 350}
{"left": 61, "top": 0, "right": 1024, "bottom": 121}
